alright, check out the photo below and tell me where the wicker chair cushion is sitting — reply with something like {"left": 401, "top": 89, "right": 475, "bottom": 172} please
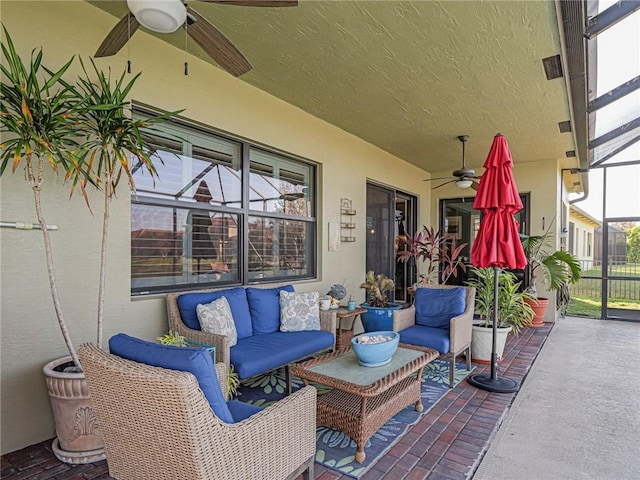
{"left": 398, "top": 325, "right": 450, "bottom": 354}
{"left": 230, "top": 330, "right": 335, "bottom": 379}
{"left": 227, "top": 399, "right": 263, "bottom": 422}
{"left": 109, "top": 333, "right": 235, "bottom": 423}
{"left": 415, "top": 287, "right": 466, "bottom": 329}
{"left": 279, "top": 291, "right": 321, "bottom": 332}
{"left": 197, "top": 297, "right": 238, "bottom": 347}
{"left": 178, "top": 287, "right": 253, "bottom": 339}
{"left": 246, "top": 285, "right": 295, "bottom": 335}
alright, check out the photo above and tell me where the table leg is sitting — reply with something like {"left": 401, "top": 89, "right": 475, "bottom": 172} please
{"left": 355, "top": 446, "right": 366, "bottom": 463}
{"left": 355, "top": 397, "right": 368, "bottom": 463}
{"left": 415, "top": 366, "right": 426, "bottom": 412}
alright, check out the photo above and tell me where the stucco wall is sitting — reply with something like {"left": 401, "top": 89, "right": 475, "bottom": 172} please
{"left": 0, "top": 1, "right": 433, "bottom": 453}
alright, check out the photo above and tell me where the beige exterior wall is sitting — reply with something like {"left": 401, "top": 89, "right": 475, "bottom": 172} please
{"left": 569, "top": 213, "right": 597, "bottom": 265}
{"left": 0, "top": 1, "right": 434, "bottom": 453}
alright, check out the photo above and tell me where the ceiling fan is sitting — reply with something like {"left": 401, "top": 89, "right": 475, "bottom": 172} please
{"left": 424, "top": 135, "right": 480, "bottom": 190}
{"left": 94, "top": 0, "right": 298, "bottom": 77}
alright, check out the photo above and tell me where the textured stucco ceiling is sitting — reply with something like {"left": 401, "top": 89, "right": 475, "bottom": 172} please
{"left": 89, "top": 0, "right": 577, "bottom": 176}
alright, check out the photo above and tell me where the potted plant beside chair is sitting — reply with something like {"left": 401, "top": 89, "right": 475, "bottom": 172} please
{"left": 359, "top": 271, "right": 402, "bottom": 332}
{"left": 520, "top": 229, "right": 582, "bottom": 326}
{"left": 465, "top": 267, "right": 535, "bottom": 363}
{"left": 397, "top": 226, "right": 467, "bottom": 295}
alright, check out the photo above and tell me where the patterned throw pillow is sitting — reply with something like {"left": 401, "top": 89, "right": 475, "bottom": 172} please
{"left": 279, "top": 291, "right": 321, "bottom": 332}
{"left": 196, "top": 296, "right": 238, "bottom": 347}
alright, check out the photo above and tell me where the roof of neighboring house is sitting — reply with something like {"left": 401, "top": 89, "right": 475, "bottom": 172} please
{"left": 570, "top": 205, "right": 601, "bottom": 227}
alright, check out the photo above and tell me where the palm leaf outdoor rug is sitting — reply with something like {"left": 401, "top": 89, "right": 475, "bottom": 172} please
{"left": 236, "top": 359, "right": 475, "bottom": 479}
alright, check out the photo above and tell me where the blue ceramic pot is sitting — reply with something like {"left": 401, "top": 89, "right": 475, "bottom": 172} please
{"left": 360, "top": 303, "right": 402, "bottom": 332}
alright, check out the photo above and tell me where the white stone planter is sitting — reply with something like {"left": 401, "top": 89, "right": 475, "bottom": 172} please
{"left": 43, "top": 356, "right": 105, "bottom": 464}
{"left": 471, "top": 324, "right": 511, "bottom": 364}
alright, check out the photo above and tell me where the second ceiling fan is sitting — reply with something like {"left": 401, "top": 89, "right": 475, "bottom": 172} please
{"left": 94, "top": 0, "right": 298, "bottom": 77}
{"left": 425, "top": 135, "right": 480, "bottom": 190}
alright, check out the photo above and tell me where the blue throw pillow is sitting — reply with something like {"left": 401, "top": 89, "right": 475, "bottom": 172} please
{"left": 177, "top": 287, "right": 253, "bottom": 339}
{"left": 108, "top": 333, "right": 234, "bottom": 424}
{"left": 415, "top": 287, "right": 466, "bottom": 329}
{"left": 246, "top": 285, "right": 294, "bottom": 335}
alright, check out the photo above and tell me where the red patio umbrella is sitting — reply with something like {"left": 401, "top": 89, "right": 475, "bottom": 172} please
{"left": 468, "top": 134, "right": 526, "bottom": 393}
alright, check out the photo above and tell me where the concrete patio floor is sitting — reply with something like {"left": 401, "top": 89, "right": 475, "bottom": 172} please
{"left": 6, "top": 317, "right": 633, "bottom": 479}
{"left": 475, "top": 316, "right": 640, "bottom": 480}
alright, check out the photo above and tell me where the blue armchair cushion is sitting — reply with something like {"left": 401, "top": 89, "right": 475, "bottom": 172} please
{"left": 246, "top": 285, "right": 295, "bottom": 335}
{"left": 399, "top": 325, "right": 450, "bottom": 354}
{"left": 415, "top": 287, "right": 466, "bottom": 329}
{"left": 108, "top": 333, "right": 235, "bottom": 424}
{"left": 177, "top": 287, "right": 253, "bottom": 340}
{"left": 227, "top": 399, "right": 263, "bottom": 422}
{"left": 230, "top": 330, "right": 334, "bottom": 379}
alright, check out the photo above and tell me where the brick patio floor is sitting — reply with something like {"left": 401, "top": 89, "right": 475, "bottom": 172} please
{"left": 1, "top": 323, "right": 552, "bottom": 480}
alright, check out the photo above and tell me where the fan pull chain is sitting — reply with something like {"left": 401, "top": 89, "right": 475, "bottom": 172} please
{"left": 127, "top": 14, "right": 132, "bottom": 73}
{"left": 184, "top": 21, "right": 189, "bottom": 76}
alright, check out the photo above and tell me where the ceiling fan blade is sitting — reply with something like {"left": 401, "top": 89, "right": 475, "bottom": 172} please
{"left": 423, "top": 176, "right": 454, "bottom": 182}
{"left": 202, "top": 1, "right": 298, "bottom": 7}
{"left": 471, "top": 180, "right": 479, "bottom": 191}
{"left": 95, "top": 12, "right": 140, "bottom": 57}
{"left": 432, "top": 180, "right": 455, "bottom": 190}
{"left": 185, "top": 7, "right": 252, "bottom": 77}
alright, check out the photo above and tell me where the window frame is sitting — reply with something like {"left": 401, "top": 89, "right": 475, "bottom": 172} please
{"left": 130, "top": 106, "right": 318, "bottom": 296}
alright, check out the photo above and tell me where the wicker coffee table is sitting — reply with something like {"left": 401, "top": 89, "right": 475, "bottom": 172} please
{"left": 290, "top": 344, "right": 438, "bottom": 463}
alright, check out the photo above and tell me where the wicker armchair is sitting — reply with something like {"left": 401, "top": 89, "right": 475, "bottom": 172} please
{"left": 393, "top": 285, "right": 476, "bottom": 387}
{"left": 78, "top": 343, "right": 316, "bottom": 480}
{"left": 166, "top": 288, "right": 337, "bottom": 368}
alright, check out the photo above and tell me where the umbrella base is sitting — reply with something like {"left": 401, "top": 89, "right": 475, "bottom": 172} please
{"left": 468, "top": 373, "right": 519, "bottom": 393}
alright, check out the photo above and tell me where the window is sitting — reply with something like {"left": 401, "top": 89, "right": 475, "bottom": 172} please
{"left": 130, "top": 111, "right": 316, "bottom": 295}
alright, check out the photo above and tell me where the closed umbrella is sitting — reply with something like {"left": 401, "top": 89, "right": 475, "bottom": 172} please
{"left": 468, "top": 134, "right": 527, "bottom": 393}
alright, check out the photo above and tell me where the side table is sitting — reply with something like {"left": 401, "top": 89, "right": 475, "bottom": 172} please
{"left": 334, "top": 307, "right": 367, "bottom": 349}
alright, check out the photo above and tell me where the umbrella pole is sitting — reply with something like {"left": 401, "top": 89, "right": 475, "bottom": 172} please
{"left": 467, "top": 266, "right": 520, "bottom": 393}
{"left": 491, "top": 267, "right": 499, "bottom": 380}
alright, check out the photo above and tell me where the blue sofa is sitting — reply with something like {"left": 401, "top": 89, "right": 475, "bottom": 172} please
{"left": 166, "top": 286, "right": 336, "bottom": 386}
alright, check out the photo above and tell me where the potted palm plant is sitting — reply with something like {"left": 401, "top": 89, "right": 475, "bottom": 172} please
{"left": 520, "top": 228, "right": 582, "bottom": 326}
{"left": 465, "top": 267, "right": 535, "bottom": 363}
{"left": 1, "top": 28, "right": 177, "bottom": 463}
{"left": 397, "top": 226, "right": 467, "bottom": 286}
{"left": 359, "top": 271, "right": 401, "bottom": 332}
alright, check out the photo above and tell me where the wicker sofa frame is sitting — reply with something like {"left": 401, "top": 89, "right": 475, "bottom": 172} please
{"left": 393, "top": 285, "right": 476, "bottom": 387}
{"left": 79, "top": 343, "right": 316, "bottom": 480}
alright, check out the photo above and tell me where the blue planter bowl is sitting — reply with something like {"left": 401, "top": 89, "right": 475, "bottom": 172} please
{"left": 351, "top": 331, "right": 400, "bottom": 367}
{"left": 360, "top": 303, "right": 402, "bottom": 332}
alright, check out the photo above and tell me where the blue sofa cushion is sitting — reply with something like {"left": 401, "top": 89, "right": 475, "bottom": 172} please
{"left": 399, "top": 325, "right": 450, "bottom": 354}
{"left": 415, "top": 287, "right": 466, "bottom": 329}
{"left": 227, "top": 399, "right": 263, "bottom": 422}
{"left": 108, "top": 333, "right": 235, "bottom": 424}
{"left": 177, "top": 288, "right": 253, "bottom": 340}
{"left": 246, "top": 285, "right": 295, "bottom": 335}
{"left": 230, "top": 331, "right": 334, "bottom": 379}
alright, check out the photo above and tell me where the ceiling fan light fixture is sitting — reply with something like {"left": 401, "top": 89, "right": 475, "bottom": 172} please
{"left": 455, "top": 179, "right": 473, "bottom": 189}
{"left": 127, "top": 0, "right": 186, "bottom": 33}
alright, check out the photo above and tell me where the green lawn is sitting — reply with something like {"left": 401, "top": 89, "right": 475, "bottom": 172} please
{"left": 566, "top": 294, "right": 640, "bottom": 318}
